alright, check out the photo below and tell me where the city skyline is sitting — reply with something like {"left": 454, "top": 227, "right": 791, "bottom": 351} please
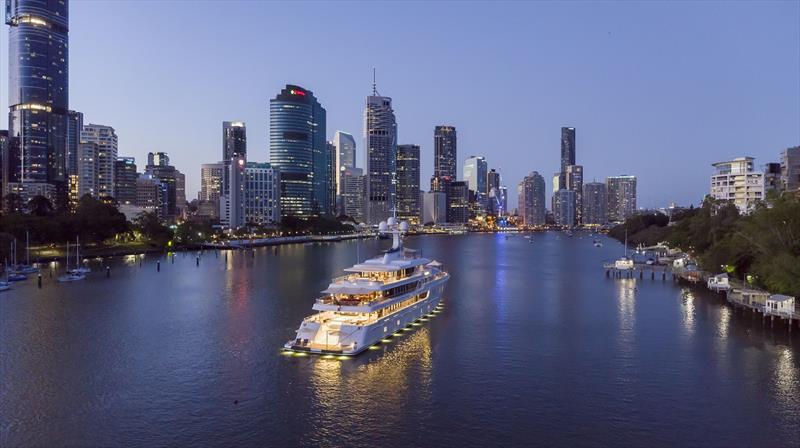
{"left": 1, "top": 2, "right": 798, "bottom": 208}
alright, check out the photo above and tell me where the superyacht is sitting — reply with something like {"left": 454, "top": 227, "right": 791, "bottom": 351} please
{"left": 284, "top": 217, "right": 450, "bottom": 356}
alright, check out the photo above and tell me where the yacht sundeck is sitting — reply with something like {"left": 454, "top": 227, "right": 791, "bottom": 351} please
{"left": 284, "top": 217, "right": 450, "bottom": 356}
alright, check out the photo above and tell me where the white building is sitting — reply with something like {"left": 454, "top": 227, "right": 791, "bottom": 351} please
{"left": 606, "top": 175, "right": 637, "bottom": 222}
{"left": 81, "top": 124, "right": 118, "bottom": 198}
{"left": 244, "top": 162, "right": 280, "bottom": 226}
{"left": 710, "top": 157, "right": 764, "bottom": 214}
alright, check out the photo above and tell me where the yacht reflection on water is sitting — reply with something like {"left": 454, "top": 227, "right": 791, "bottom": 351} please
{"left": 284, "top": 217, "right": 450, "bottom": 356}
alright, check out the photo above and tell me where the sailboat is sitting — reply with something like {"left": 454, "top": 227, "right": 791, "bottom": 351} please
{"left": 58, "top": 241, "right": 86, "bottom": 282}
{"left": 15, "top": 231, "right": 39, "bottom": 274}
{"left": 70, "top": 236, "right": 91, "bottom": 274}
{"left": 7, "top": 241, "right": 27, "bottom": 281}
{"left": 614, "top": 228, "right": 634, "bottom": 270}
{"left": 0, "top": 258, "right": 12, "bottom": 291}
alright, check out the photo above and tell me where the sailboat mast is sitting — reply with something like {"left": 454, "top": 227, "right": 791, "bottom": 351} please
{"left": 26, "top": 231, "right": 30, "bottom": 265}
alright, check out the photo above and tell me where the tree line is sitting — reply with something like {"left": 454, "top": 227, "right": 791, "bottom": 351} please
{"left": 609, "top": 193, "right": 800, "bottom": 298}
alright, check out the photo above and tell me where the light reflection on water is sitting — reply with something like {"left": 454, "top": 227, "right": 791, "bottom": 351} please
{"left": 0, "top": 233, "right": 797, "bottom": 447}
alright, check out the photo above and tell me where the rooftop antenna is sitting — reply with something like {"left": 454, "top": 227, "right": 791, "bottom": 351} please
{"left": 372, "top": 67, "right": 379, "bottom": 96}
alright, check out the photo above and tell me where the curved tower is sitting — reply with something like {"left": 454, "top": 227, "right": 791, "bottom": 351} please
{"left": 6, "top": 0, "right": 69, "bottom": 205}
{"left": 270, "top": 84, "right": 327, "bottom": 219}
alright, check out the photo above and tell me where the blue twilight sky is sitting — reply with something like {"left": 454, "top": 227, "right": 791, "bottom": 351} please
{"left": 2, "top": 1, "right": 799, "bottom": 207}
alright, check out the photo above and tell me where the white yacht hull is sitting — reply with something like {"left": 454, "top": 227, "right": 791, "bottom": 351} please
{"left": 284, "top": 277, "right": 448, "bottom": 356}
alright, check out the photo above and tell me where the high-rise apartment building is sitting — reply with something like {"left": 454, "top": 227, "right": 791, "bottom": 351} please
{"left": 396, "top": 144, "right": 421, "bottom": 223}
{"left": 270, "top": 85, "right": 328, "bottom": 218}
{"left": 244, "top": 162, "right": 280, "bottom": 226}
{"left": 710, "top": 158, "right": 763, "bottom": 214}
{"left": 136, "top": 173, "right": 165, "bottom": 217}
{"left": 77, "top": 142, "right": 99, "bottom": 199}
{"left": 114, "top": 157, "right": 138, "bottom": 205}
{"left": 519, "top": 171, "right": 546, "bottom": 226}
{"left": 553, "top": 189, "right": 576, "bottom": 227}
{"left": 781, "top": 146, "right": 800, "bottom": 193}
{"left": 66, "top": 110, "right": 83, "bottom": 177}
{"left": 606, "top": 175, "right": 638, "bottom": 222}
{"left": 565, "top": 164, "right": 583, "bottom": 225}
{"left": 431, "top": 126, "right": 457, "bottom": 192}
{"left": 80, "top": 124, "right": 118, "bottom": 198}
{"left": 5, "top": 0, "right": 70, "bottom": 206}
{"left": 364, "top": 86, "right": 397, "bottom": 224}
{"left": 582, "top": 182, "right": 607, "bottom": 225}
{"left": 220, "top": 156, "right": 245, "bottom": 229}
{"left": 326, "top": 142, "right": 336, "bottom": 214}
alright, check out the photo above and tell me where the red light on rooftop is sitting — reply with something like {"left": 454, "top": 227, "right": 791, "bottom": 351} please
{"left": 290, "top": 89, "right": 306, "bottom": 96}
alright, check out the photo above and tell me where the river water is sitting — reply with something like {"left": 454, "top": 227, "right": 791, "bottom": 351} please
{"left": 1, "top": 233, "right": 798, "bottom": 447}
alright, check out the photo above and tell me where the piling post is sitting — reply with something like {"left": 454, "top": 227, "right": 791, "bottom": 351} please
{"left": 196, "top": 256, "right": 200, "bottom": 267}
{"left": 172, "top": 254, "right": 175, "bottom": 264}
{"left": 606, "top": 270, "right": 610, "bottom": 278}
{"left": 37, "top": 274, "right": 42, "bottom": 288}
{"left": 157, "top": 260, "right": 160, "bottom": 272}
{"left": 640, "top": 270, "right": 643, "bottom": 279}
{"left": 106, "top": 266, "right": 110, "bottom": 278}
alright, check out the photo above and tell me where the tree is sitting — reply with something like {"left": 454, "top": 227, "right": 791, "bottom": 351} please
{"left": 27, "top": 195, "right": 54, "bottom": 217}
{"left": 134, "top": 211, "right": 172, "bottom": 247}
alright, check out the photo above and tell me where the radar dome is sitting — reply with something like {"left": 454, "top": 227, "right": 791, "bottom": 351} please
{"left": 399, "top": 221, "right": 409, "bottom": 232}
{"left": 378, "top": 221, "right": 389, "bottom": 232}
{"left": 387, "top": 217, "right": 397, "bottom": 226}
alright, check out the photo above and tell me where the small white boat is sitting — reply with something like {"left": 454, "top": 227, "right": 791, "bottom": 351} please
{"left": 15, "top": 231, "right": 39, "bottom": 274}
{"left": 613, "top": 229, "right": 634, "bottom": 270}
{"left": 72, "top": 236, "right": 91, "bottom": 274}
{"left": 0, "top": 281, "right": 10, "bottom": 292}
{"left": 58, "top": 272, "right": 86, "bottom": 282}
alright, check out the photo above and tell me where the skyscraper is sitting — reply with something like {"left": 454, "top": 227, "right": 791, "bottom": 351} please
{"left": 519, "top": 171, "right": 546, "bottom": 226}
{"left": 431, "top": 126, "right": 457, "bottom": 192}
{"left": 175, "top": 170, "right": 186, "bottom": 215}
{"left": 220, "top": 156, "right": 245, "bottom": 229}
{"left": 606, "top": 175, "right": 638, "bottom": 222}
{"left": 114, "top": 157, "right": 138, "bottom": 205}
{"left": 487, "top": 168, "right": 501, "bottom": 195}
{"left": 565, "top": 164, "right": 583, "bottom": 225}
{"left": 463, "top": 156, "right": 488, "bottom": 197}
{"left": 326, "top": 141, "right": 336, "bottom": 214}
{"left": 333, "top": 131, "right": 356, "bottom": 194}
{"left": 446, "top": 181, "right": 469, "bottom": 224}
{"left": 364, "top": 85, "right": 397, "bottom": 224}
{"left": 553, "top": 189, "right": 576, "bottom": 227}
{"left": 396, "top": 144, "right": 421, "bottom": 224}
{"left": 270, "top": 85, "right": 328, "bottom": 218}
{"left": 5, "top": 0, "right": 70, "bottom": 206}
{"left": 222, "top": 121, "right": 246, "bottom": 196}
{"left": 66, "top": 110, "right": 84, "bottom": 177}
{"left": 559, "top": 127, "right": 575, "bottom": 188}
{"left": 81, "top": 124, "right": 118, "bottom": 198}
{"left": 145, "top": 152, "right": 178, "bottom": 220}
{"left": 582, "top": 182, "right": 607, "bottom": 225}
